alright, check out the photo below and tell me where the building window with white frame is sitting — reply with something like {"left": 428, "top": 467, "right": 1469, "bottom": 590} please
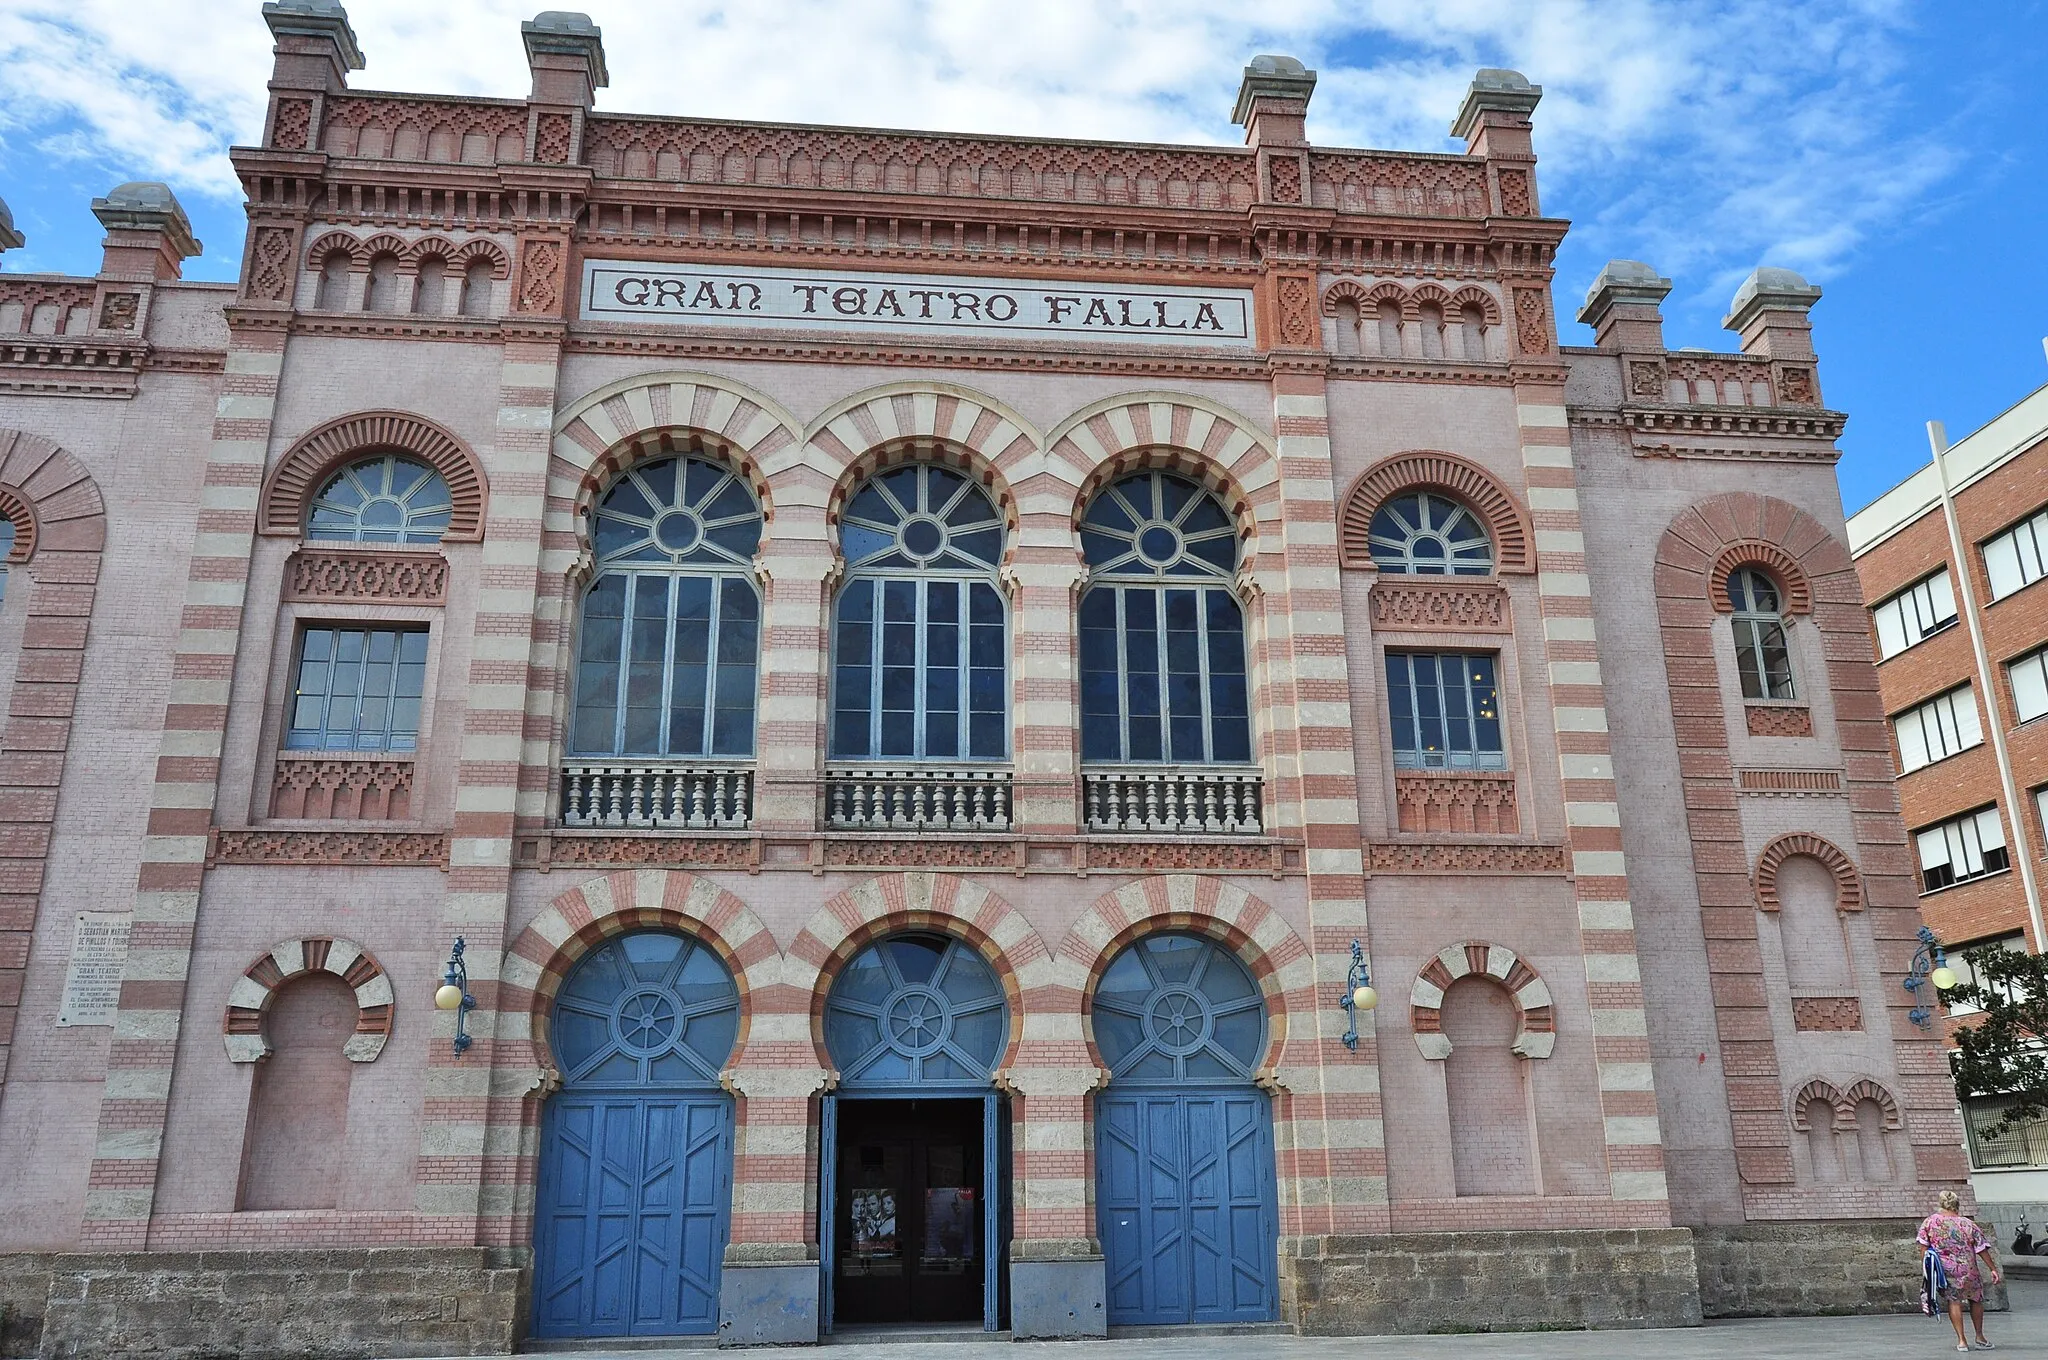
{"left": 1915, "top": 805, "right": 2009, "bottom": 893}
{"left": 1983, "top": 507, "right": 2048, "bottom": 601}
{"left": 1386, "top": 651, "right": 1505, "bottom": 770}
{"left": 830, "top": 463, "right": 1007, "bottom": 763}
{"left": 1728, "top": 567, "right": 1796, "bottom": 700}
{"left": 1893, "top": 683, "right": 1984, "bottom": 772}
{"left": 1871, "top": 567, "right": 1957, "bottom": 659}
{"left": 1078, "top": 470, "right": 1250, "bottom": 765}
{"left": 286, "top": 625, "right": 428, "bottom": 751}
{"left": 570, "top": 456, "right": 763, "bottom": 758}
{"left": 2011, "top": 645, "right": 2048, "bottom": 725}
{"left": 1367, "top": 491, "right": 1494, "bottom": 576}
{"left": 1943, "top": 931, "right": 2028, "bottom": 1017}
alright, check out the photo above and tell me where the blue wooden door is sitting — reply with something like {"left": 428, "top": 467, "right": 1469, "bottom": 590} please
{"left": 1091, "top": 934, "right": 1277, "bottom": 1326}
{"left": 533, "top": 930, "right": 740, "bottom": 1338}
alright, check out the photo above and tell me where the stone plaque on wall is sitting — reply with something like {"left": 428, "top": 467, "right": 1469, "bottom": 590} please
{"left": 582, "top": 260, "right": 1257, "bottom": 347}
{"left": 56, "top": 910, "right": 130, "bottom": 1027}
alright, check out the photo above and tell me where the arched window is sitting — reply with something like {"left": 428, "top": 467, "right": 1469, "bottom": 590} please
{"left": 571, "top": 456, "right": 762, "bottom": 758}
{"left": 1375, "top": 299, "right": 1402, "bottom": 356}
{"left": 364, "top": 253, "right": 401, "bottom": 312}
{"left": 1078, "top": 471, "right": 1250, "bottom": 765}
{"left": 829, "top": 463, "right": 1007, "bottom": 763}
{"left": 1092, "top": 932, "right": 1265, "bottom": 1084}
{"left": 315, "top": 251, "right": 350, "bottom": 310}
{"left": 550, "top": 930, "right": 740, "bottom": 1088}
{"left": 1459, "top": 303, "right": 1488, "bottom": 361}
{"left": 1332, "top": 298, "right": 1362, "bottom": 355}
{"left": 824, "top": 932, "right": 1008, "bottom": 1088}
{"left": 306, "top": 453, "right": 454, "bottom": 544}
{"left": 412, "top": 256, "right": 447, "bottom": 315}
{"left": 458, "top": 258, "right": 493, "bottom": 317}
{"left": 1368, "top": 491, "right": 1493, "bottom": 575}
{"left": 1729, "top": 566, "right": 1796, "bottom": 700}
{"left": 1418, "top": 302, "right": 1446, "bottom": 359}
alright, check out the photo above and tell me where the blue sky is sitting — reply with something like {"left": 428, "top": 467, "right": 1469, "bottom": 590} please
{"left": 1, "top": 0, "right": 2043, "bottom": 510}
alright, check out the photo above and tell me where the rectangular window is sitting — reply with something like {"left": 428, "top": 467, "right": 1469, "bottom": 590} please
{"left": 1871, "top": 568, "right": 1957, "bottom": 659}
{"left": 1915, "top": 805, "right": 2008, "bottom": 893}
{"left": 286, "top": 625, "right": 428, "bottom": 752}
{"left": 1963, "top": 1096, "right": 2048, "bottom": 1170}
{"left": 1943, "top": 932, "right": 2028, "bottom": 1017}
{"left": 1386, "top": 651, "right": 1505, "bottom": 770}
{"left": 1892, "top": 684, "right": 1983, "bottom": 772}
{"left": 1732, "top": 616, "right": 1796, "bottom": 700}
{"left": 2012, "top": 646, "right": 2048, "bottom": 725}
{"left": 1983, "top": 508, "right": 2048, "bottom": 601}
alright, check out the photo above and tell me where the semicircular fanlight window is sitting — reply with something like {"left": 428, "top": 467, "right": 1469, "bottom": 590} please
{"left": 1366, "top": 491, "right": 1493, "bottom": 576}
{"left": 823, "top": 933, "right": 1009, "bottom": 1089}
{"left": 1092, "top": 932, "right": 1266, "bottom": 1084}
{"left": 550, "top": 930, "right": 740, "bottom": 1089}
{"left": 308, "top": 454, "right": 454, "bottom": 545}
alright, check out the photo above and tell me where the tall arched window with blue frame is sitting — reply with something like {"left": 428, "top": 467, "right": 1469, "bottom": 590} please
{"left": 829, "top": 463, "right": 1008, "bottom": 764}
{"left": 1078, "top": 471, "right": 1251, "bottom": 766}
{"left": 569, "top": 456, "right": 763, "bottom": 760}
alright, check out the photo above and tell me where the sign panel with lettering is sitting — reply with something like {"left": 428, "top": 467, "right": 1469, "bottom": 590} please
{"left": 582, "top": 261, "right": 1257, "bottom": 348}
{"left": 56, "top": 911, "right": 131, "bottom": 1028}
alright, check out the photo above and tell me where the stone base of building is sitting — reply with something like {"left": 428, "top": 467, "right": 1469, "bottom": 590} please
{"left": 718, "top": 1247, "right": 821, "bottom": 1347}
{"left": 1008, "top": 1242, "right": 1106, "bottom": 1340}
{"left": 18, "top": 1248, "right": 524, "bottom": 1360}
{"left": 0, "top": 1254, "right": 55, "bottom": 1360}
{"left": 1693, "top": 1219, "right": 2005, "bottom": 1317}
{"left": 1281, "top": 1229, "right": 1703, "bottom": 1334}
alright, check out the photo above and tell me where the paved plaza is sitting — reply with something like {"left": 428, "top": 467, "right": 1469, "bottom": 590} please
{"left": 451, "top": 1278, "right": 2048, "bottom": 1360}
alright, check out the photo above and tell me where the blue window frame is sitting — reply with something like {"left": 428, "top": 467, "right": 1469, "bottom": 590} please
{"left": 823, "top": 933, "right": 1008, "bottom": 1089}
{"left": 571, "top": 456, "right": 762, "bottom": 757}
{"left": 1385, "top": 651, "right": 1504, "bottom": 769}
{"left": 1078, "top": 471, "right": 1250, "bottom": 764}
{"left": 1091, "top": 933, "right": 1266, "bottom": 1084}
{"left": 550, "top": 929, "right": 741, "bottom": 1088}
{"left": 307, "top": 453, "right": 453, "bottom": 544}
{"left": 830, "top": 465, "right": 1007, "bottom": 762}
{"left": 1367, "top": 491, "right": 1492, "bottom": 575}
{"left": 286, "top": 625, "right": 428, "bottom": 751}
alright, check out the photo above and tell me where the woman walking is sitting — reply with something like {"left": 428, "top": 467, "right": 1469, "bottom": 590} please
{"left": 1919, "top": 1190, "right": 2001, "bottom": 1351}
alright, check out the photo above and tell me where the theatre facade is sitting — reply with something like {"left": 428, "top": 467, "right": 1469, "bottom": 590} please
{"left": 0, "top": 4, "right": 1968, "bottom": 1355}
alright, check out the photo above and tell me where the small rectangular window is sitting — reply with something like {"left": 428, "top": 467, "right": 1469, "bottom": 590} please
{"left": 1892, "top": 684, "right": 1983, "bottom": 772}
{"left": 1386, "top": 651, "right": 1505, "bottom": 770}
{"left": 1983, "top": 509, "right": 2048, "bottom": 601}
{"left": 1871, "top": 568, "right": 1957, "bottom": 659}
{"left": 286, "top": 625, "right": 428, "bottom": 752}
{"left": 1915, "top": 805, "right": 2008, "bottom": 893}
{"left": 2012, "top": 646, "right": 2048, "bottom": 725}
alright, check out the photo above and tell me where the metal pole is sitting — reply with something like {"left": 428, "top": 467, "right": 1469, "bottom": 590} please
{"left": 1927, "top": 420, "right": 2048, "bottom": 951}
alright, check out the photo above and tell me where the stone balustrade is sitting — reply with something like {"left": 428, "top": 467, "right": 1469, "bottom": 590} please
{"left": 559, "top": 759, "right": 754, "bottom": 829}
{"left": 823, "top": 767, "right": 1012, "bottom": 832}
{"left": 1082, "top": 765, "right": 1264, "bottom": 835}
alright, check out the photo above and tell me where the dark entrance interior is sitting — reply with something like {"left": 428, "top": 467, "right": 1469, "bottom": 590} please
{"left": 831, "top": 1098, "right": 986, "bottom": 1325}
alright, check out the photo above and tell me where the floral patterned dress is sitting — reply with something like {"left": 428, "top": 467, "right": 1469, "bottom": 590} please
{"left": 1919, "top": 1211, "right": 1992, "bottom": 1303}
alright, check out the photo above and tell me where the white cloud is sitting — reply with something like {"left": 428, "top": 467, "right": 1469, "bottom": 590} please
{"left": 0, "top": 0, "right": 1964, "bottom": 311}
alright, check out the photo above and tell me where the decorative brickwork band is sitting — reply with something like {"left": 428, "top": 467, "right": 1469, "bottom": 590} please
{"left": 1320, "top": 279, "right": 1501, "bottom": 326}
{"left": 1754, "top": 832, "right": 1863, "bottom": 914}
{"left": 1408, "top": 942, "right": 1555, "bottom": 1060}
{"left": 259, "top": 410, "right": 488, "bottom": 540}
{"left": 1366, "top": 841, "right": 1567, "bottom": 874}
{"left": 0, "top": 432, "right": 106, "bottom": 1095}
{"left": 1338, "top": 450, "right": 1534, "bottom": 573}
{"left": 1369, "top": 580, "right": 1509, "bottom": 631}
{"left": 268, "top": 756, "right": 415, "bottom": 820}
{"left": 1745, "top": 704, "right": 1814, "bottom": 738}
{"left": 1708, "top": 540, "right": 1813, "bottom": 614}
{"left": 210, "top": 829, "right": 448, "bottom": 866}
{"left": 284, "top": 550, "right": 449, "bottom": 604}
{"left": 1792, "top": 997, "right": 1863, "bottom": 1032}
{"left": 222, "top": 937, "right": 394, "bottom": 1063}
{"left": 303, "top": 231, "right": 510, "bottom": 278}
{"left": 1392, "top": 771, "right": 1518, "bottom": 834}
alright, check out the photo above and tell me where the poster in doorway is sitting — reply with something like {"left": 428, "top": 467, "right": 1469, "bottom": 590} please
{"left": 923, "top": 1188, "right": 975, "bottom": 1264}
{"left": 849, "top": 1188, "right": 898, "bottom": 1257}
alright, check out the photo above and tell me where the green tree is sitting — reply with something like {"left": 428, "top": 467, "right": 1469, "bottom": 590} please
{"left": 1948, "top": 944, "right": 2048, "bottom": 1139}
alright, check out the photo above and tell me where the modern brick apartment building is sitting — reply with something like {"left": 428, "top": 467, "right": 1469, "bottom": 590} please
{"left": 0, "top": 2, "right": 1970, "bottom": 1353}
{"left": 1848, "top": 373, "right": 2048, "bottom": 1250}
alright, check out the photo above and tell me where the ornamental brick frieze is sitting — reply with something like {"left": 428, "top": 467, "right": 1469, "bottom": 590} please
{"left": 538, "top": 833, "right": 759, "bottom": 871}
{"left": 284, "top": 549, "right": 448, "bottom": 605}
{"left": 526, "top": 832, "right": 1299, "bottom": 876}
{"left": 319, "top": 94, "right": 529, "bottom": 163}
{"left": 1791, "top": 996, "right": 1863, "bottom": 1032}
{"left": 1737, "top": 768, "right": 1843, "bottom": 795}
{"left": 268, "top": 756, "right": 416, "bottom": 821}
{"left": 209, "top": 829, "right": 449, "bottom": 867}
{"left": 1367, "top": 841, "right": 1567, "bottom": 874}
{"left": 1745, "top": 704, "right": 1814, "bottom": 738}
{"left": 1392, "top": 771, "right": 1518, "bottom": 835}
{"left": 1368, "top": 580, "right": 1509, "bottom": 631}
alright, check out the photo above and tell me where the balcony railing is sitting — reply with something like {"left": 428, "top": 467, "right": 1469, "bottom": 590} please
{"left": 825, "top": 767, "right": 1012, "bottom": 832}
{"left": 1083, "top": 765, "right": 1264, "bottom": 835}
{"left": 560, "top": 759, "right": 754, "bottom": 830}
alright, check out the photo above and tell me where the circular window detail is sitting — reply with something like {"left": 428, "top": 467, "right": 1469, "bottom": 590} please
{"left": 1367, "top": 491, "right": 1493, "bottom": 576}
{"left": 308, "top": 454, "right": 455, "bottom": 545}
{"left": 592, "top": 455, "right": 762, "bottom": 568}
{"left": 550, "top": 930, "right": 740, "bottom": 1088}
{"left": 1080, "top": 471, "right": 1238, "bottom": 581}
{"left": 824, "top": 933, "right": 1008, "bottom": 1088}
{"left": 1093, "top": 933, "right": 1266, "bottom": 1084}
{"left": 840, "top": 464, "right": 1004, "bottom": 572}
